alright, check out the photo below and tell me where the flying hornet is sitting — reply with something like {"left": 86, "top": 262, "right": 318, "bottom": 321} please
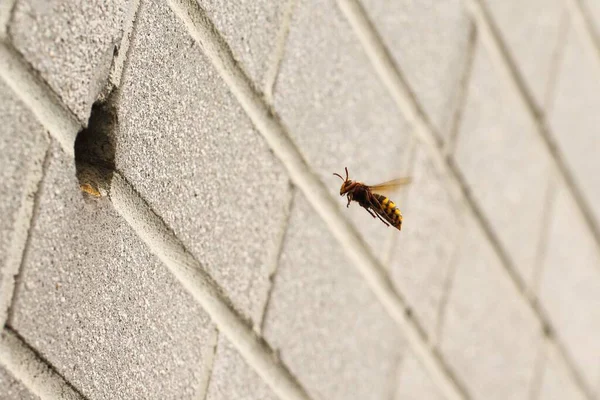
{"left": 333, "top": 167, "right": 410, "bottom": 231}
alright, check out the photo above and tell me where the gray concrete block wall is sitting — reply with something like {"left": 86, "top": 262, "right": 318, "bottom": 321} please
{"left": 1, "top": 1, "right": 599, "bottom": 400}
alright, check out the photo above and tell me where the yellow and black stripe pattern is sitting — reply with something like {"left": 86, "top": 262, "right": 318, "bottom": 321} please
{"left": 373, "top": 193, "right": 403, "bottom": 230}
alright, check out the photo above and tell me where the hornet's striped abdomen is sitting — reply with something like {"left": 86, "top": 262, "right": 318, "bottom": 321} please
{"left": 373, "top": 193, "right": 403, "bottom": 230}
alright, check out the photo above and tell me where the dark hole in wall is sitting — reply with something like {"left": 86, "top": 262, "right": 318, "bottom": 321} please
{"left": 74, "top": 98, "right": 117, "bottom": 198}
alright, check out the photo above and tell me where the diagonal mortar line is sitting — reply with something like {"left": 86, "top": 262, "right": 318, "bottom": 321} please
{"left": 335, "top": 0, "right": 465, "bottom": 205}
{"left": 1, "top": 142, "right": 50, "bottom": 328}
{"left": 528, "top": 336, "right": 549, "bottom": 400}
{"left": 263, "top": 0, "right": 299, "bottom": 103}
{"left": 0, "top": 11, "right": 312, "bottom": 400}
{"left": 433, "top": 222, "right": 464, "bottom": 349}
{"left": 166, "top": 1, "right": 469, "bottom": 399}
{"left": 465, "top": 0, "right": 600, "bottom": 274}
{"left": 443, "top": 21, "right": 478, "bottom": 159}
{"left": 464, "top": 2, "right": 600, "bottom": 397}
{"left": 542, "top": 10, "right": 571, "bottom": 116}
{"left": 0, "top": 0, "right": 17, "bottom": 39}
{"left": 381, "top": 135, "right": 418, "bottom": 269}
{"left": 389, "top": 351, "right": 406, "bottom": 400}
{"left": 258, "top": 183, "right": 295, "bottom": 335}
{"left": 108, "top": 0, "right": 142, "bottom": 90}
{"left": 529, "top": 177, "right": 558, "bottom": 300}
{"left": 565, "top": 0, "right": 600, "bottom": 74}
{"left": 545, "top": 327, "right": 599, "bottom": 400}
{"left": 109, "top": 172, "right": 312, "bottom": 400}
{"left": 195, "top": 328, "right": 219, "bottom": 400}
{"left": 335, "top": 0, "right": 441, "bottom": 152}
{"left": 0, "top": 327, "right": 86, "bottom": 400}
{"left": 0, "top": 41, "right": 80, "bottom": 157}
{"left": 338, "top": 0, "right": 598, "bottom": 398}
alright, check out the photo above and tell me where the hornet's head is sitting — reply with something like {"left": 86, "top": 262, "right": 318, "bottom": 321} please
{"left": 333, "top": 167, "right": 356, "bottom": 196}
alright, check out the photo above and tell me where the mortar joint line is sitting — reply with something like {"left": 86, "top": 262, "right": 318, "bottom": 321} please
{"left": 107, "top": 0, "right": 142, "bottom": 92}
{"left": 442, "top": 20, "right": 478, "bottom": 159}
{"left": 0, "top": 0, "right": 17, "bottom": 39}
{"left": 340, "top": 0, "right": 597, "bottom": 397}
{"left": 167, "top": 0, "right": 470, "bottom": 398}
{"left": 1, "top": 31, "right": 85, "bottom": 129}
{"left": 109, "top": 170, "right": 312, "bottom": 400}
{"left": 389, "top": 350, "right": 406, "bottom": 400}
{"left": 433, "top": 220, "right": 464, "bottom": 349}
{"left": 1, "top": 6, "right": 312, "bottom": 399}
{"left": 528, "top": 336, "right": 550, "bottom": 400}
{"left": 2, "top": 144, "right": 51, "bottom": 329}
{"left": 466, "top": 0, "right": 600, "bottom": 274}
{"left": 263, "top": 0, "right": 298, "bottom": 103}
{"left": 548, "top": 334, "right": 598, "bottom": 400}
{"left": 565, "top": 0, "right": 600, "bottom": 74}
{"left": 196, "top": 328, "right": 219, "bottom": 400}
{"left": 542, "top": 10, "right": 571, "bottom": 116}
{"left": 258, "top": 183, "right": 296, "bottom": 335}
{"left": 0, "top": 40, "right": 82, "bottom": 155}
{"left": 1, "top": 325, "right": 89, "bottom": 400}
{"left": 528, "top": 176, "right": 558, "bottom": 300}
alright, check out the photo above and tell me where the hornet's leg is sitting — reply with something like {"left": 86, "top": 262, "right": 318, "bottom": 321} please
{"left": 373, "top": 210, "right": 390, "bottom": 226}
{"left": 367, "top": 193, "right": 390, "bottom": 227}
{"left": 346, "top": 196, "right": 351, "bottom": 208}
{"left": 364, "top": 205, "right": 389, "bottom": 226}
{"left": 363, "top": 206, "right": 377, "bottom": 218}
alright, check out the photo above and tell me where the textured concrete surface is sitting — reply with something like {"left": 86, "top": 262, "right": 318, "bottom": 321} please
{"left": 0, "top": 366, "right": 37, "bottom": 400}
{"left": 0, "top": 81, "right": 48, "bottom": 292}
{"left": 206, "top": 335, "right": 278, "bottom": 400}
{"left": 389, "top": 143, "right": 465, "bottom": 337}
{"left": 1, "top": 0, "right": 600, "bottom": 398}
{"left": 197, "top": 0, "right": 291, "bottom": 92}
{"left": 0, "top": 80, "right": 48, "bottom": 330}
{"left": 482, "top": 0, "right": 566, "bottom": 108}
{"left": 581, "top": 0, "right": 600, "bottom": 33}
{"left": 539, "top": 181, "right": 600, "bottom": 389}
{"left": 548, "top": 24, "right": 600, "bottom": 230}
{"left": 394, "top": 351, "right": 445, "bottom": 400}
{"left": 361, "top": 0, "right": 472, "bottom": 138}
{"left": 263, "top": 192, "right": 405, "bottom": 400}
{"left": 537, "top": 344, "right": 588, "bottom": 400}
{"left": 116, "top": 0, "right": 290, "bottom": 326}
{"left": 9, "top": 143, "right": 215, "bottom": 400}
{"left": 273, "top": 0, "right": 412, "bottom": 259}
{"left": 440, "top": 215, "right": 542, "bottom": 400}
{"left": 454, "top": 39, "right": 553, "bottom": 285}
{"left": 9, "top": 0, "right": 128, "bottom": 121}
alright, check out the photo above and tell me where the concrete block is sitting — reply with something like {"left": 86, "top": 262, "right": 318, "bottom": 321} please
{"left": 115, "top": 0, "right": 290, "bottom": 326}
{"left": 263, "top": 192, "right": 405, "bottom": 400}
{"left": 538, "top": 182, "right": 600, "bottom": 389}
{"left": 440, "top": 214, "right": 542, "bottom": 400}
{"left": 206, "top": 334, "right": 278, "bottom": 400}
{"left": 394, "top": 351, "right": 444, "bottom": 400}
{"left": 196, "top": 0, "right": 291, "bottom": 91}
{"left": 548, "top": 26, "right": 600, "bottom": 229}
{"left": 0, "top": 366, "right": 37, "bottom": 400}
{"left": 0, "top": 81, "right": 48, "bottom": 321}
{"left": 453, "top": 40, "right": 553, "bottom": 285}
{"left": 10, "top": 143, "right": 215, "bottom": 400}
{"left": 537, "top": 344, "right": 587, "bottom": 400}
{"left": 273, "top": 0, "right": 413, "bottom": 258}
{"left": 389, "top": 144, "right": 465, "bottom": 337}
{"left": 581, "top": 0, "right": 600, "bottom": 35}
{"left": 482, "top": 0, "right": 566, "bottom": 108}
{"left": 9, "top": 0, "right": 128, "bottom": 120}
{"left": 360, "top": 0, "right": 472, "bottom": 138}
